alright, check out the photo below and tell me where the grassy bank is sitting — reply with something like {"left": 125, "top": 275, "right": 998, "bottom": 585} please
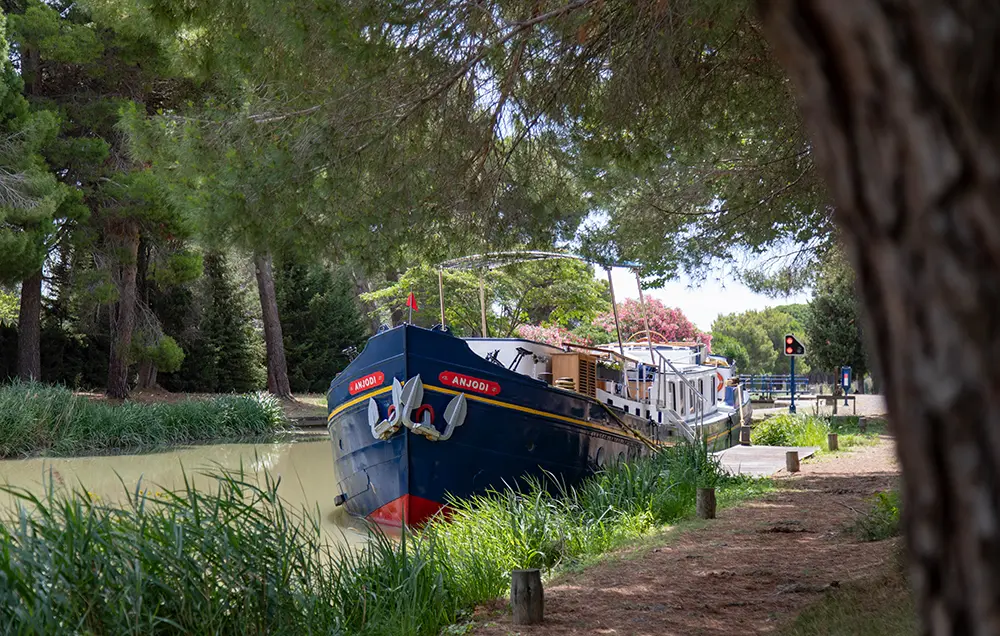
{"left": 0, "top": 381, "right": 288, "bottom": 458}
{"left": 752, "top": 414, "right": 884, "bottom": 451}
{"left": 0, "top": 443, "right": 770, "bottom": 635}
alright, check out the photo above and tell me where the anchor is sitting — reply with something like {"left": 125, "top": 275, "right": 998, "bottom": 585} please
{"left": 438, "top": 393, "right": 467, "bottom": 441}
{"left": 401, "top": 375, "right": 442, "bottom": 440}
{"left": 368, "top": 375, "right": 470, "bottom": 441}
{"left": 368, "top": 377, "right": 405, "bottom": 440}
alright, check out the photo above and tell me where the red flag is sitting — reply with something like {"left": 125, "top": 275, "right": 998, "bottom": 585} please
{"left": 405, "top": 292, "right": 418, "bottom": 311}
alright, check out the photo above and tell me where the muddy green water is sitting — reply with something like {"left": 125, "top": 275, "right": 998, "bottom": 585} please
{"left": 0, "top": 437, "right": 371, "bottom": 549}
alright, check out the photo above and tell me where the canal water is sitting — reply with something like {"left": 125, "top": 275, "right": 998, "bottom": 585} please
{"left": 0, "top": 437, "right": 371, "bottom": 549}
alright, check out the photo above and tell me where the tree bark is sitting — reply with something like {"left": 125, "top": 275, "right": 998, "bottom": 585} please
{"left": 16, "top": 270, "right": 42, "bottom": 381}
{"left": 254, "top": 251, "right": 292, "bottom": 399}
{"left": 137, "top": 360, "right": 157, "bottom": 390}
{"left": 106, "top": 219, "right": 140, "bottom": 399}
{"left": 759, "top": 2, "right": 1000, "bottom": 633}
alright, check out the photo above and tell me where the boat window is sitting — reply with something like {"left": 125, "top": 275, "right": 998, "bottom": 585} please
{"left": 646, "top": 410, "right": 650, "bottom": 419}
{"left": 670, "top": 383, "right": 677, "bottom": 411}
{"left": 595, "top": 446, "right": 605, "bottom": 467}
{"left": 658, "top": 411, "right": 662, "bottom": 423}
{"left": 698, "top": 379, "right": 704, "bottom": 397}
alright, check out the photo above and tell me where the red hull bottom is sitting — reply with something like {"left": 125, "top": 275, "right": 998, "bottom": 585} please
{"left": 366, "top": 494, "right": 449, "bottom": 527}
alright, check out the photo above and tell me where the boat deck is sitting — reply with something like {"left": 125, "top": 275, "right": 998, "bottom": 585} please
{"left": 713, "top": 445, "right": 819, "bottom": 477}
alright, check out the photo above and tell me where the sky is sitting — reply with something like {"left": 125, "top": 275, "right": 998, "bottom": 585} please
{"left": 601, "top": 267, "right": 812, "bottom": 332}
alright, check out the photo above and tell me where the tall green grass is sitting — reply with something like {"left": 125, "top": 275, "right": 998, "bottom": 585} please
{"left": 0, "top": 444, "right": 771, "bottom": 635}
{"left": 0, "top": 381, "right": 287, "bottom": 457}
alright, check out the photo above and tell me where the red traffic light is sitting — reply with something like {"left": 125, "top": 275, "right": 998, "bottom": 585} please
{"left": 784, "top": 334, "right": 805, "bottom": 356}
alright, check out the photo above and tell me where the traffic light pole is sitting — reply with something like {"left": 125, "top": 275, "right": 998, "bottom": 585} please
{"left": 789, "top": 356, "right": 796, "bottom": 414}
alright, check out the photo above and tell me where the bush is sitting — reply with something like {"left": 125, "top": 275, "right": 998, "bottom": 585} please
{"left": 851, "top": 490, "right": 901, "bottom": 542}
{"left": 0, "top": 381, "right": 287, "bottom": 457}
{"left": 751, "top": 414, "right": 830, "bottom": 447}
{"left": 751, "top": 413, "right": 883, "bottom": 451}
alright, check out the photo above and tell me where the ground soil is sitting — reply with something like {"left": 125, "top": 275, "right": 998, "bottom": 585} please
{"left": 473, "top": 436, "right": 901, "bottom": 636}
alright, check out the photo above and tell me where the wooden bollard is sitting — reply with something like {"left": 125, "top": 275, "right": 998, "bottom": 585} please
{"left": 785, "top": 450, "right": 800, "bottom": 473}
{"left": 697, "top": 487, "right": 717, "bottom": 519}
{"left": 828, "top": 433, "right": 839, "bottom": 451}
{"left": 858, "top": 417, "right": 868, "bottom": 433}
{"left": 739, "top": 425, "right": 752, "bottom": 446}
{"left": 511, "top": 569, "right": 544, "bottom": 625}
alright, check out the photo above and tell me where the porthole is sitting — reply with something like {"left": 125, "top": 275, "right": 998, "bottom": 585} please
{"left": 595, "top": 446, "right": 605, "bottom": 467}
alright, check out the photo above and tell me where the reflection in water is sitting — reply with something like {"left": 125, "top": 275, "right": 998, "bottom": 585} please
{"left": 0, "top": 439, "right": 370, "bottom": 549}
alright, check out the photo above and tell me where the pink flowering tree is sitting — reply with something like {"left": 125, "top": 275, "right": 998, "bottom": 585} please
{"left": 516, "top": 324, "right": 592, "bottom": 347}
{"left": 594, "top": 298, "right": 711, "bottom": 352}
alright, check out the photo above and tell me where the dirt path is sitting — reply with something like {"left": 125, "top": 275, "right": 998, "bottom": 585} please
{"left": 474, "top": 437, "right": 900, "bottom": 635}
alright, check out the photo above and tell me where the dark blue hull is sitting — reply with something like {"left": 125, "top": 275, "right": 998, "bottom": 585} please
{"left": 328, "top": 325, "right": 685, "bottom": 526}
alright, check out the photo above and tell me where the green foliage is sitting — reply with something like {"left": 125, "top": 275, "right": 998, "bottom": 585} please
{"left": 752, "top": 414, "right": 830, "bottom": 448}
{"left": 276, "top": 259, "right": 368, "bottom": 393}
{"left": 711, "top": 333, "right": 751, "bottom": 373}
{"left": 805, "top": 251, "right": 868, "bottom": 376}
{"left": 428, "top": 443, "right": 769, "bottom": 588}
{"left": 0, "top": 440, "right": 773, "bottom": 635}
{"left": 0, "top": 289, "right": 17, "bottom": 326}
{"left": 160, "top": 252, "right": 264, "bottom": 393}
{"left": 363, "top": 259, "right": 608, "bottom": 337}
{"left": 0, "top": 381, "right": 286, "bottom": 457}
{"left": 147, "top": 249, "right": 203, "bottom": 286}
{"left": 850, "top": 490, "right": 902, "bottom": 542}
{"left": 752, "top": 414, "right": 879, "bottom": 451}
{"left": 712, "top": 306, "right": 810, "bottom": 375}
{"left": 133, "top": 334, "right": 185, "bottom": 372}
{"left": 0, "top": 469, "right": 343, "bottom": 634}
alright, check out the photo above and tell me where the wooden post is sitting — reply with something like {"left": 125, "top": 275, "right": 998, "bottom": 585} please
{"left": 858, "top": 417, "right": 868, "bottom": 433}
{"left": 828, "top": 433, "right": 839, "bottom": 451}
{"left": 511, "top": 569, "right": 544, "bottom": 625}
{"left": 739, "top": 425, "right": 752, "bottom": 446}
{"left": 697, "top": 487, "right": 717, "bottom": 519}
{"left": 785, "top": 450, "right": 800, "bottom": 473}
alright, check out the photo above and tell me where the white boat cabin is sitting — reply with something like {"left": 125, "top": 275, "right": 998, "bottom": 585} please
{"left": 464, "top": 337, "right": 740, "bottom": 440}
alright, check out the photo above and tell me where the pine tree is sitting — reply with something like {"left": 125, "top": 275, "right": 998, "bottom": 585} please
{"left": 277, "top": 260, "right": 368, "bottom": 393}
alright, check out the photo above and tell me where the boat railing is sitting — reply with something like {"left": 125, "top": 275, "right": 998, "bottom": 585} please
{"left": 655, "top": 352, "right": 707, "bottom": 441}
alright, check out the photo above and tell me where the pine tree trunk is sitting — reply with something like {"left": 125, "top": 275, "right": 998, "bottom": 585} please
{"left": 254, "top": 251, "right": 292, "bottom": 399}
{"left": 106, "top": 219, "right": 140, "bottom": 399}
{"left": 137, "top": 360, "right": 157, "bottom": 390}
{"left": 759, "top": 2, "right": 1000, "bottom": 633}
{"left": 16, "top": 270, "right": 42, "bottom": 381}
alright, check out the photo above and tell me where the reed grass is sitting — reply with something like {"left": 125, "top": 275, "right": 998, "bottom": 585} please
{"left": 0, "top": 443, "right": 771, "bottom": 635}
{"left": 0, "top": 381, "right": 287, "bottom": 458}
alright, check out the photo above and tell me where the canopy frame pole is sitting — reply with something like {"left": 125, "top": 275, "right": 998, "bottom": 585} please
{"left": 438, "top": 270, "right": 446, "bottom": 328}
{"left": 479, "top": 273, "right": 488, "bottom": 337}
{"left": 634, "top": 270, "right": 656, "bottom": 405}
{"left": 607, "top": 268, "right": 629, "bottom": 400}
